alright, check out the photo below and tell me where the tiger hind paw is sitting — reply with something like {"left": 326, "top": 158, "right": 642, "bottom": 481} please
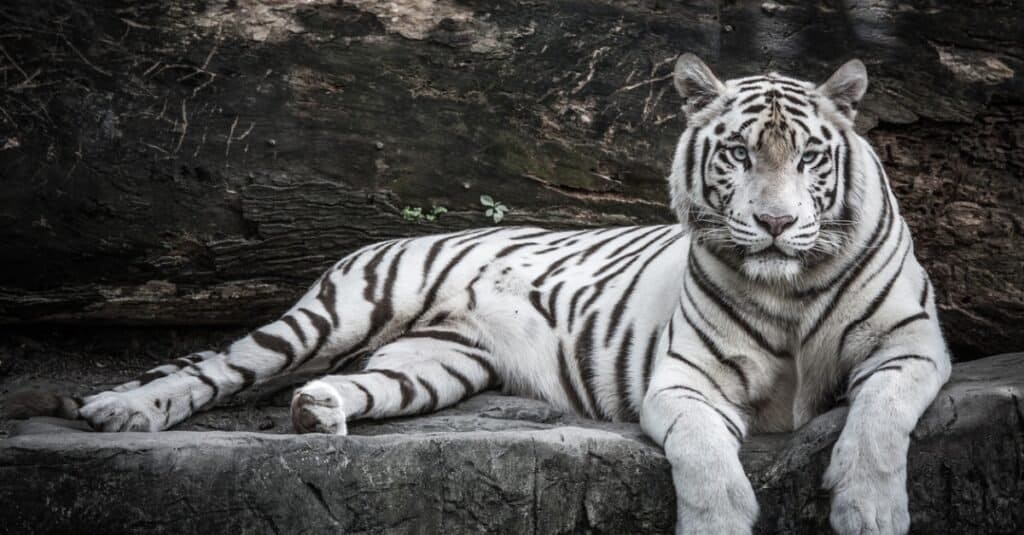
{"left": 78, "top": 392, "right": 161, "bottom": 432}
{"left": 291, "top": 381, "right": 348, "bottom": 435}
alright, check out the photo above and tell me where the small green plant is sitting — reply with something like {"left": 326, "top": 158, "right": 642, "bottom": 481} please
{"left": 480, "top": 195, "right": 509, "bottom": 223}
{"left": 401, "top": 205, "right": 448, "bottom": 222}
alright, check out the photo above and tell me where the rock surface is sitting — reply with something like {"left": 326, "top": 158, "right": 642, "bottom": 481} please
{"left": 1, "top": 353, "right": 1022, "bottom": 534}
{"left": 0, "top": 1, "right": 1021, "bottom": 360}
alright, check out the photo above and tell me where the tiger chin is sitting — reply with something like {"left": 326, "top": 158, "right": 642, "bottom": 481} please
{"left": 9, "top": 55, "right": 950, "bottom": 535}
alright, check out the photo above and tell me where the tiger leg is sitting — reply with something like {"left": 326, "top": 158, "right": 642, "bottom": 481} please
{"left": 61, "top": 256, "right": 400, "bottom": 432}
{"left": 72, "top": 301, "right": 347, "bottom": 432}
{"left": 290, "top": 322, "right": 498, "bottom": 434}
{"left": 824, "top": 298, "right": 951, "bottom": 535}
{"left": 642, "top": 363, "right": 757, "bottom": 534}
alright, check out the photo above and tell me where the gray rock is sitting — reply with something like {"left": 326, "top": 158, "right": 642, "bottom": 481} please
{"left": 1, "top": 354, "right": 1021, "bottom": 534}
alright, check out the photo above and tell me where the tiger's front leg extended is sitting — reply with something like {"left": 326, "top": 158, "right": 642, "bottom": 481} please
{"left": 825, "top": 279, "right": 951, "bottom": 535}
{"left": 640, "top": 308, "right": 761, "bottom": 534}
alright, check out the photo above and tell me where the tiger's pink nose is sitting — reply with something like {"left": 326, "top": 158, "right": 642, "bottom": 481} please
{"left": 755, "top": 213, "right": 796, "bottom": 237}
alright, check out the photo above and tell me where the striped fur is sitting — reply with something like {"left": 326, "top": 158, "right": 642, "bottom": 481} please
{"left": 17, "top": 56, "right": 949, "bottom": 535}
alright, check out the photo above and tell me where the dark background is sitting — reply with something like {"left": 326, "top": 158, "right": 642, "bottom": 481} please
{"left": 1, "top": 0, "right": 1021, "bottom": 362}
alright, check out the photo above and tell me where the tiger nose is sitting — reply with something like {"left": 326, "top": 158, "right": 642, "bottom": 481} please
{"left": 755, "top": 213, "right": 796, "bottom": 237}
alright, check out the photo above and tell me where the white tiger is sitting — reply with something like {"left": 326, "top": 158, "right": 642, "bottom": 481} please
{"left": 14, "top": 55, "right": 950, "bottom": 535}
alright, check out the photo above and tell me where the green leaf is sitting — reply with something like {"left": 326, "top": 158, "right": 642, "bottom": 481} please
{"left": 480, "top": 195, "right": 494, "bottom": 206}
{"left": 485, "top": 208, "right": 494, "bottom": 217}
{"left": 431, "top": 206, "right": 448, "bottom": 215}
{"left": 493, "top": 211, "right": 504, "bottom": 223}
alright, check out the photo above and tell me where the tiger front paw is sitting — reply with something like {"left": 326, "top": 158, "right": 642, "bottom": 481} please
{"left": 78, "top": 391, "right": 161, "bottom": 432}
{"left": 824, "top": 435, "right": 910, "bottom": 535}
{"left": 671, "top": 448, "right": 758, "bottom": 535}
{"left": 291, "top": 381, "right": 348, "bottom": 435}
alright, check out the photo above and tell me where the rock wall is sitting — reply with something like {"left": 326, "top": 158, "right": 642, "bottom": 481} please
{"left": 0, "top": 0, "right": 1021, "bottom": 359}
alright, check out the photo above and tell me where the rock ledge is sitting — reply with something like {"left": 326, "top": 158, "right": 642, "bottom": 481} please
{"left": 1, "top": 354, "right": 1022, "bottom": 534}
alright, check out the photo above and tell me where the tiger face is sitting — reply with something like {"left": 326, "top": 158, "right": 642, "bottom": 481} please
{"left": 668, "top": 55, "right": 868, "bottom": 283}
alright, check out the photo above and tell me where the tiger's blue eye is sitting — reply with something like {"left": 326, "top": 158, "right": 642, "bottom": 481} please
{"left": 801, "top": 151, "right": 819, "bottom": 164}
{"left": 730, "top": 146, "right": 749, "bottom": 161}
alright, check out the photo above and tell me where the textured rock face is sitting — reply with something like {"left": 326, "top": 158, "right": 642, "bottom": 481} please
{"left": 0, "top": 1, "right": 1021, "bottom": 360}
{"left": 1, "top": 353, "right": 1022, "bottom": 534}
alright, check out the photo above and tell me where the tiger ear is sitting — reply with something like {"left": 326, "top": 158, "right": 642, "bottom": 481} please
{"left": 818, "top": 59, "right": 868, "bottom": 120}
{"left": 674, "top": 54, "right": 724, "bottom": 116}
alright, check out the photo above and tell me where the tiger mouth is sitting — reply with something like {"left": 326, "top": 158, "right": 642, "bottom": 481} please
{"left": 746, "top": 245, "right": 796, "bottom": 260}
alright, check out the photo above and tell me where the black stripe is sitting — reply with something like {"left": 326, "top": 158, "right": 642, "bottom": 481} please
{"left": 281, "top": 315, "right": 307, "bottom": 346}
{"left": 857, "top": 224, "right": 906, "bottom": 290}
{"left": 251, "top": 330, "right": 297, "bottom": 371}
{"left": 546, "top": 281, "right": 565, "bottom": 326}
{"left": 316, "top": 276, "right": 339, "bottom": 327}
{"left": 580, "top": 255, "right": 640, "bottom": 315}
{"left": 641, "top": 328, "right": 660, "bottom": 392}
{"left": 684, "top": 130, "right": 698, "bottom": 192}
{"left": 614, "top": 326, "right": 636, "bottom": 420}
{"left": 412, "top": 243, "right": 480, "bottom": 326}
{"left": 351, "top": 381, "right": 375, "bottom": 417}
{"left": 578, "top": 227, "right": 640, "bottom": 264}
{"left": 605, "top": 226, "right": 665, "bottom": 260}
{"left": 800, "top": 168, "right": 895, "bottom": 336}
{"left": 532, "top": 251, "right": 578, "bottom": 287}
{"left": 453, "top": 227, "right": 508, "bottom": 247}
{"left": 370, "top": 369, "right": 415, "bottom": 409}
{"left": 420, "top": 236, "right": 448, "bottom": 290}
{"left": 919, "top": 277, "right": 932, "bottom": 307}
{"left": 403, "top": 328, "right": 486, "bottom": 351}
{"left": 575, "top": 313, "right": 605, "bottom": 419}
{"left": 688, "top": 254, "right": 791, "bottom": 358}
{"left": 874, "top": 353, "right": 936, "bottom": 368}
{"left": 567, "top": 284, "right": 588, "bottom": 332}
{"left": 591, "top": 249, "right": 637, "bottom": 279}
{"left": 548, "top": 229, "right": 592, "bottom": 246}
{"left": 665, "top": 349, "right": 735, "bottom": 406}
{"left": 557, "top": 343, "right": 588, "bottom": 416}
{"left": 455, "top": 349, "right": 498, "bottom": 387}
{"left": 441, "top": 363, "right": 474, "bottom": 395}
{"left": 604, "top": 232, "right": 682, "bottom": 347}
{"left": 417, "top": 376, "right": 439, "bottom": 413}
{"left": 661, "top": 413, "right": 685, "bottom": 446}
{"left": 677, "top": 304, "right": 751, "bottom": 395}
{"left": 836, "top": 242, "right": 912, "bottom": 357}
{"left": 884, "top": 312, "right": 930, "bottom": 338}
{"left": 738, "top": 92, "right": 762, "bottom": 106}
{"left": 783, "top": 105, "right": 806, "bottom": 117}
{"left": 652, "top": 384, "right": 708, "bottom": 399}
{"left": 700, "top": 138, "right": 716, "bottom": 208}
{"left": 848, "top": 365, "right": 903, "bottom": 392}
{"left": 340, "top": 246, "right": 408, "bottom": 367}
{"left": 848, "top": 354, "right": 936, "bottom": 393}
{"left": 138, "top": 370, "right": 168, "bottom": 386}
{"left": 736, "top": 118, "right": 757, "bottom": 133}
{"left": 495, "top": 242, "right": 536, "bottom": 258}
{"left": 529, "top": 290, "right": 556, "bottom": 327}
{"left": 228, "top": 363, "right": 256, "bottom": 393}
{"left": 514, "top": 230, "right": 558, "bottom": 241}
{"left": 832, "top": 130, "right": 853, "bottom": 214}
{"left": 656, "top": 392, "right": 741, "bottom": 443}
{"left": 191, "top": 370, "right": 220, "bottom": 402}
{"left": 428, "top": 311, "right": 450, "bottom": 326}
{"left": 297, "top": 308, "right": 331, "bottom": 366}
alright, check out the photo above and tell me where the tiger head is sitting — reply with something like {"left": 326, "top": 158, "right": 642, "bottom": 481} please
{"left": 667, "top": 55, "right": 869, "bottom": 283}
